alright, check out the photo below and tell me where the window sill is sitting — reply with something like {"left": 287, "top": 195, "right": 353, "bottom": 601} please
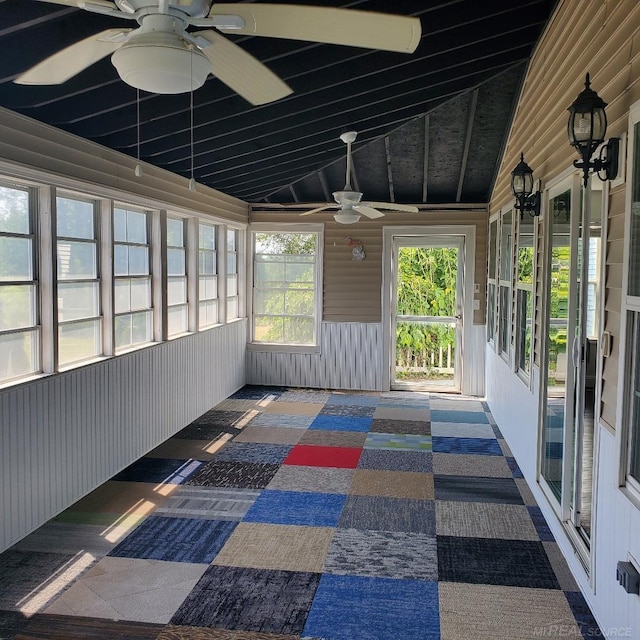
{"left": 247, "top": 342, "right": 321, "bottom": 355}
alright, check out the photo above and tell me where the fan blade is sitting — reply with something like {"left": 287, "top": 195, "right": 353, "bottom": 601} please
{"left": 35, "top": 0, "right": 115, "bottom": 7}
{"left": 353, "top": 204, "right": 385, "bottom": 219}
{"left": 212, "top": 4, "right": 421, "bottom": 54}
{"left": 15, "top": 29, "right": 130, "bottom": 85}
{"left": 362, "top": 201, "right": 419, "bottom": 213}
{"left": 300, "top": 205, "right": 336, "bottom": 216}
{"left": 195, "top": 31, "right": 292, "bottom": 105}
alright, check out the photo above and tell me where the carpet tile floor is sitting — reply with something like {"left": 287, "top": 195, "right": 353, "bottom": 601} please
{"left": 0, "top": 387, "right": 601, "bottom": 640}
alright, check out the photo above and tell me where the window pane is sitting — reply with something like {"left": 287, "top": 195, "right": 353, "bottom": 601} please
{"left": 114, "top": 208, "right": 127, "bottom": 242}
{"left": 227, "top": 251, "right": 237, "bottom": 274}
{"left": 167, "top": 218, "right": 184, "bottom": 246}
{"left": 487, "top": 282, "right": 495, "bottom": 342}
{"left": 199, "top": 224, "right": 215, "bottom": 250}
{"left": 58, "top": 319, "right": 101, "bottom": 366}
{"left": 127, "top": 210, "right": 147, "bottom": 243}
{"left": 58, "top": 282, "right": 99, "bottom": 321}
{"left": 168, "top": 248, "right": 185, "bottom": 276}
{"left": 630, "top": 313, "right": 640, "bottom": 482}
{"left": 285, "top": 289, "right": 314, "bottom": 315}
{"left": 255, "top": 261, "right": 284, "bottom": 282}
{"left": 114, "top": 279, "right": 132, "bottom": 313}
{"left": 128, "top": 245, "right": 149, "bottom": 275}
{"left": 488, "top": 219, "right": 497, "bottom": 278}
{"left": 500, "top": 210, "right": 513, "bottom": 281}
{"left": 115, "top": 279, "right": 151, "bottom": 313}
{"left": 114, "top": 244, "right": 128, "bottom": 276}
{"left": 517, "top": 288, "right": 533, "bottom": 374}
{"left": 227, "top": 229, "right": 236, "bottom": 251}
{"left": 0, "top": 330, "right": 38, "bottom": 382}
{"left": 227, "top": 273, "right": 238, "bottom": 297}
{"left": 630, "top": 122, "right": 640, "bottom": 296}
{"left": 227, "top": 296, "right": 238, "bottom": 321}
{"left": 199, "top": 299, "right": 218, "bottom": 328}
{"left": 499, "top": 284, "right": 510, "bottom": 355}
{"left": 518, "top": 215, "right": 535, "bottom": 284}
{"left": 57, "top": 240, "right": 96, "bottom": 279}
{"left": 254, "top": 315, "right": 283, "bottom": 342}
{"left": 199, "top": 249, "right": 216, "bottom": 275}
{"left": 115, "top": 311, "right": 152, "bottom": 350}
{"left": 284, "top": 316, "right": 315, "bottom": 344}
{"left": 57, "top": 197, "right": 94, "bottom": 239}
{"left": 168, "top": 304, "right": 188, "bottom": 336}
{"left": 0, "top": 284, "right": 36, "bottom": 331}
{"left": 254, "top": 289, "right": 284, "bottom": 315}
{"left": 285, "top": 262, "right": 314, "bottom": 283}
{"left": 0, "top": 236, "right": 32, "bottom": 281}
{"left": 168, "top": 277, "right": 187, "bottom": 305}
{"left": 0, "top": 186, "right": 29, "bottom": 234}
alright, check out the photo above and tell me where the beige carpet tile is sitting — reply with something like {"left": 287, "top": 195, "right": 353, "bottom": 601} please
{"left": 299, "top": 430, "right": 367, "bottom": 448}
{"left": 158, "top": 626, "right": 299, "bottom": 640}
{"left": 439, "top": 582, "right": 580, "bottom": 640}
{"left": 44, "top": 557, "right": 208, "bottom": 624}
{"left": 277, "top": 390, "right": 332, "bottom": 403}
{"left": 349, "top": 469, "right": 434, "bottom": 499}
{"left": 232, "top": 425, "right": 305, "bottom": 445}
{"left": 262, "top": 402, "right": 324, "bottom": 416}
{"left": 62, "top": 481, "right": 177, "bottom": 515}
{"left": 435, "top": 501, "right": 539, "bottom": 540}
{"left": 432, "top": 453, "right": 512, "bottom": 478}
{"left": 213, "top": 399, "right": 270, "bottom": 413}
{"left": 212, "top": 523, "right": 334, "bottom": 573}
{"left": 373, "top": 407, "right": 430, "bottom": 421}
{"left": 515, "top": 478, "right": 538, "bottom": 506}
{"left": 267, "top": 465, "right": 354, "bottom": 493}
{"left": 542, "top": 541, "right": 580, "bottom": 591}
{"left": 429, "top": 399, "right": 485, "bottom": 412}
{"left": 430, "top": 422, "right": 496, "bottom": 439}
{"left": 145, "top": 438, "right": 231, "bottom": 461}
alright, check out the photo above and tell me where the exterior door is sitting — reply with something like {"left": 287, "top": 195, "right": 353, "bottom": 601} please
{"left": 391, "top": 236, "right": 463, "bottom": 392}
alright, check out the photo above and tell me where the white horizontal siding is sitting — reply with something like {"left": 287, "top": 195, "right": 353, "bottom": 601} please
{"left": 0, "top": 320, "right": 246, "bottom": 552}
{"left": 247, "top": 322, "right": 383, "bottom": 390}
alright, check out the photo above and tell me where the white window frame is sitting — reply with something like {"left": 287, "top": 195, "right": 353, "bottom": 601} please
{"left": 618, "top": 99, "right": 640, "bottom": 504}
{"left": 226, "top": 227, "right": 240, "bottom": 322}
{"left": 515, "top": 211, "right": 536, "bottom": 383}
{"left": 487, "top": 214, "right": 499, "bottom": 346}
{"left": 248, "top": 222, "right": 323, "bottom": 353}
{"left": 166, "top": 213, "right": 189, "bottom": 338}
{"left": 197, "top": 220, "right": 219, "bottom": 330}
{"left": 498, "top": 207, "right": 514, "bottom": 361}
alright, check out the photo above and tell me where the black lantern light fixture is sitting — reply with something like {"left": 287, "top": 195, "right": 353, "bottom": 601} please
{"left": 511, "top": 153, "right": 541, "bottom": 219}
{"left": 567, "top": 73, "right": 619, "bottom": 186}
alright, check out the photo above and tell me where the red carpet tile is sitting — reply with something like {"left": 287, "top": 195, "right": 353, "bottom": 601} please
{"left": 284, "top": 445, "right": 362, "bottom": 469}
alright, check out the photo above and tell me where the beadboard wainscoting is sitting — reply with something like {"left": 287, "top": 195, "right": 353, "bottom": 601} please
{"left": 0, "top": 320, "right": 247, "bottom": 552}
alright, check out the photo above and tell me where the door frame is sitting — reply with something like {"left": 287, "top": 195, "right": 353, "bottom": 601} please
{"left": 382, "top": 225, "right": 476, "bottom": 394}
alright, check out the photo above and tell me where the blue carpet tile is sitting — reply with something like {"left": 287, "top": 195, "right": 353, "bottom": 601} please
{"left": 108, "top": 516, "right": 237, "bottom": 563}
{"left": 309, "top": 415, "right": 372, "bottom": 432}
{"left": 433, "top": 435, "right": 503, "bottom": 456}
{"left": 0, "top": 387, "right": 599, "bottom": 640}
{"left": 434, "top": 475, "right": 523, "bottom": 504}
{"left": 303, "top": 574, "right": 440, "bottom": 640}
{"left": 244, "top": 489, "right": 346, "bottom": 526}
{"left": 112, "top": 458, "right": 204, "bottom": 484}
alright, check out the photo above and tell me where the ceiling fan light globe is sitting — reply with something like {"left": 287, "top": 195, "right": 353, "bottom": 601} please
{"left": 112, "top": 41, "right": 210, "bottom": 94}
{"left": 333, "top": 212, "right": 361, "bottom": 224}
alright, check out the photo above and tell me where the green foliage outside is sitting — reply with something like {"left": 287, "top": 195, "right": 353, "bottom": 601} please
{"left": 396, "top": 247, "right": 457, "bottom": 379}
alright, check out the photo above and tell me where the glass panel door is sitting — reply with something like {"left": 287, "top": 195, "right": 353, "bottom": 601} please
{"left": 392, "top": 237, "right": 463, "bottom": 392}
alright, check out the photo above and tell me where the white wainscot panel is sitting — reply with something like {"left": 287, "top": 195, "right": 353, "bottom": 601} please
{"left": 246, "top": 322, "right": 383, "bottom": 391}
{"left": 0, "top": 320, "right": 247, "bottom": 552}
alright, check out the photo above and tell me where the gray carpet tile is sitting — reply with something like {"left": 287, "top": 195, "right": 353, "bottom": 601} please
{"left": 154, "top": 487, "right": 261, "bottom": 520}
{"left": 215, "top": 443, "right": 292, "bottom": 465}
{"left": 11, "top": 522, "right": 117, "bottom": 557}
{"left": 319, "top": 404, "right": 376, "bottom": 417}
{"left": 267, "top": 465, "right": 354, "bottom": 494}
{"left": 515, "top": 477, "right": 539, "bottom": 506}
{"left": 432, "top": 453, "right": 512, "bottom": 477}
{"left": 434, "top": 476, "right": 523, "bottom": 504}
{"left": 250, "top": 413, "right": 315, "bottom": 429}
{"left": 298, "top": 430, "right": 367, "bottom": 448}
{"left": 543, "top": 541, "right": 580, "bottom": 591}
{"left": 430, "top": 421, "right": 496, "bottom": 439}
{"left": 277, "top": 390, "right": 332, "bottom": 403}
{"left": 357, "top": 449, "right": 433, "bottom": 472}
{"left": 369, "top": 418, "right": 430, "bottom": 435}
{"left": 323, "top": 528, "right": 438, "bottom": 580}
{"left": 186, "top": 461, "right": 280, "bottom": 489}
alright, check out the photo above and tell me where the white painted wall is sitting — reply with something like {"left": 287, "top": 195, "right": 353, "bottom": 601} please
{"left": 0, "top": 320, "right": 247, "bottom": 552}
{"left": 486, "top": 346, "right": 640, "bottom": 637}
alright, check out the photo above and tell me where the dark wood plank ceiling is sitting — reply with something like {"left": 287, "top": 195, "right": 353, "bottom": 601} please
{"left": 0, "top": 0, "right": 556, "bottom": 207}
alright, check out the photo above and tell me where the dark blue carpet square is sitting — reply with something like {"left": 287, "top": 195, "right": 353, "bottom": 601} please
{"left": 112, "top": 458, "right": 203, "bottom": 484}
{"left": 309, "top": 415, "right": 372, "bottom": 432}
{"left": 565, "top": 591, "right": 603, "bottom": 639}
{"left": 216, "top": 442, "right": 292, "bottom": 464}
{"left": 229, "top": 385, "right": 284, "bottom": 400}
{"left": 434, "top": 475, "right": 523, "bottom": 504}
{"left": 437, "top": 535, "right": 560, "bottom": 589}
{"left": 108, "top": 516, "right": 237, "bottom": 563}
{"left": 507, "top": 456, "right": 525, "bottom": 477}
{"left": 433, "top": 436, "right": 502, "bottom": 456}
{"left": 357, "top": 449, "right": 432, "bottom": 472}
{"left": 244, "top": 490, "right": 346, "bottom": 526}
{"left": 430, "top": 409, "right": 489, "bottom": 424}
{"left": 527, "top": 506, "right": 555, "bottom": 540}
{"left": 303, "top": 574, "right": 440, "bottom": 640}
{"left": 171, "top": 565, "right": 320, "bottom": 634}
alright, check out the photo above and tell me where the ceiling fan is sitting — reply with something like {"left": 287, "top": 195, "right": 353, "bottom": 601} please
{"left": 16, "top": 1, "right": 421, "bottom": 105}
{"left": 298, "top": 131, "right": 418, "bottom": 224}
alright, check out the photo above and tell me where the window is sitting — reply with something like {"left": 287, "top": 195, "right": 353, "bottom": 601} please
{"left": 498, "top": 209, "right": 513, "bottom": 358}
{"left": 227, "top": 228, "right": 239, "bottom": 321}
{"left": 0, "top": 184, "right": 39, "bottom": 382}
{"left": 56, "top": 195, "right": 102, "bottom": 366}
{"left": 516, "top": 213, "right": 535, "bottom": 377}
{"left": 198, "top": 222, "right": 218, "bottom": 329}
{"left": 113, "top": 206, "right": 153, "bottom": 351}
{"left": 487, "top": 218, "right": 498, "bottom": 343}
{"left": 167, "top": 216, "right": 188, "bottom": 337}
{"left": 252, "top": 230, "right": 319, "bottom": 346}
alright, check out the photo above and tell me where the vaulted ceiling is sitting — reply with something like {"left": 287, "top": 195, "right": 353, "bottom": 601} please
{"left": 0, "top": 0, "right": 556, "bottom": 208}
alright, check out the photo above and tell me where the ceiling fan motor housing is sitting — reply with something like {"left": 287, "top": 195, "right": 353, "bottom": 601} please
{"left": 115, "top": 0, "right": 211, "bottom": 18}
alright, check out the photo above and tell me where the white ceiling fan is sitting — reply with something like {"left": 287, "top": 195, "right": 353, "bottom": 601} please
{"left": 16, "top": 1, "right": 421, "bottom": 105}
{"left": 299, "top": 131, "right": 418, "bottom": 224}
